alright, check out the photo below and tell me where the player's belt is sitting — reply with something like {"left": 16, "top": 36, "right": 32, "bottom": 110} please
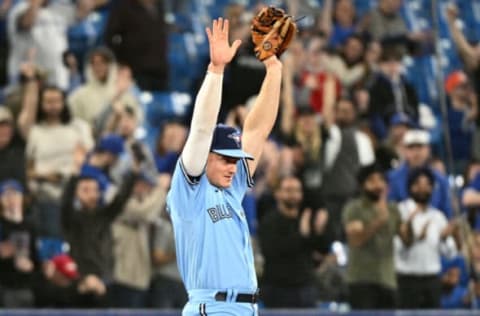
{"left": 214, "top": 290, "right": 259, "bottom": 303}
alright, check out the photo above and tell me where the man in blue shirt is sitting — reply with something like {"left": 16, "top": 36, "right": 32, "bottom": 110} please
{"left": 388, "top": 129, "right": 453, "bottom": 219}
{"left": 166, "top": 18, "right": 283, "bottom": 315}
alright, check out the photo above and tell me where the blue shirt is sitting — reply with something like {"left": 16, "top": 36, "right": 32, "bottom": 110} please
{"left": 166, "top": 158, "right": 257, "bottom": 292}
{"left": 388, "top": 163, "right": 453, "bottom": 219}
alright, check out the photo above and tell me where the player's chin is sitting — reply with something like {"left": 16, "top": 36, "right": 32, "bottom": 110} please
{"left": 220, "top": 178, "right": 233, "bottom": 188}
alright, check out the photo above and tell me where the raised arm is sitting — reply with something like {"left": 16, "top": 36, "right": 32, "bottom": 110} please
{"left": 17, "top": 63, "right": 40, "bottom": 139}
{"left": 446, "top": 5, "right": 479, "bottom": 70}
{"left": 242, "top": 57, "right": 283, "bottom": 175}
{"left": 181, "top": 18, "right": 241, "bottom": 176}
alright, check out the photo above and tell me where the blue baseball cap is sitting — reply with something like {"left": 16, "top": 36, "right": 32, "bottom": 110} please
{"left": 0, "top": 179, "right": 24, "bottom": 195}
{"left": 210, "top": 124, "right": 253, "bottom": 160}
{"left": 390, "top": 113, "right": 414, "bottom": 127}
{"left": 96, "top": 134, "right": 124, "bottom": 155}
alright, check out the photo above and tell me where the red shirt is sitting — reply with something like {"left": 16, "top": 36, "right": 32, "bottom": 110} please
{"left": 300, "top": 71, "right": 342, "bottom": 113}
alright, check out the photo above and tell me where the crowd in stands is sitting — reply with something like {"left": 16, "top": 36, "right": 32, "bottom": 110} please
{"left": 1, "top": 0, "right": 480, "bottom": 311}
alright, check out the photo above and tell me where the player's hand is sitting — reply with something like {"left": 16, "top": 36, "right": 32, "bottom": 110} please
{"left": 206, "top": 18, "right": 242, "bottom": 73}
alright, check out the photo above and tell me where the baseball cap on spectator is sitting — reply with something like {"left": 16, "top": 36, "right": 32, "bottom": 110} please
{"left": 210, "top": 124, "right": 253, "bottom": 160}
{"left": 51, "top": 254, "right": 79, "bottom": 280}
{"left": 445, "top": 70, "right": 468, "bottom": 94}
{"left": 0, "top": 179, "right": 24, "bottom": 195}
{"left": 403, "top": 129, "right": 430, "bottom": 146}
{"left": 95, "top": 134, "right": 125, "bottom": 155}
{"left": 390, "top": 113, "right": 414, "bottom": 127}
{"left": 407, "top": 166, "right": 435, "bottom": 189}
{"left": 0, "top": 107, "right": 13, "bottom": 123}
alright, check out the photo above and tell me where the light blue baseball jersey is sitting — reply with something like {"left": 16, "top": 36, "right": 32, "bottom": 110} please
{"left": 166, "top": 158, "right": 257, "bottom": 293}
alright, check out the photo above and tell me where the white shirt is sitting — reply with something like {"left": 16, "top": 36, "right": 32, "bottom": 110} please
{"left": 394, "top": 199, "right": 456, "bottom": 275}
{"left": 26, "top": 119, "right": 93, "bottom": 176}
{"left": 8, "top": 0, "right": 76, "bottom": 89}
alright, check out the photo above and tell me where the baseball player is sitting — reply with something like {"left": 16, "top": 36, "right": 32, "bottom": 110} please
{"left": 166, "top": 17, "right": 284, "bottom": 315}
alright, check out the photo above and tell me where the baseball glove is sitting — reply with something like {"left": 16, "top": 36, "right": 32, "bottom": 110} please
{"left": 251, "top": 6, "right": 297, "bottom": 61}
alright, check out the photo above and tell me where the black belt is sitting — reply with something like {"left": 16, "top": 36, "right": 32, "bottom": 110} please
{"left": 214, "top": 290, "right": 259, "bottom": 303}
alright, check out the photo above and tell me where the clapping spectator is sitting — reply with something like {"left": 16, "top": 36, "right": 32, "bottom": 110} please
{"left": 388, "top": 129, "right": 453, "bottom": 219}
{"left": 343, "top": 164, "right": 410, "bottom": 309}
{"left": 259, "top": 175, "right": 330, "bottom": 308}
{"left": 395, "top": 168, "right": 458, "bottom": 309}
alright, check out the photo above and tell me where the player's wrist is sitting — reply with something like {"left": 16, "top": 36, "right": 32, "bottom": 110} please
{"left": 208, "top": 63, "right": 225, "bottom": 74}
{"left": 263, "top": 56, "right": 282, "bottom": 71}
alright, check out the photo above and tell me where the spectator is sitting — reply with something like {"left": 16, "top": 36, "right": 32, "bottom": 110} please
{"left": 440, "top": 256, "right": 470, "bottom": 309}
{"left": 149, "top": 212, "right": 188, "bottom": 308}
{"left": 395, "top": 167, "right": 457, "bottom": 309}
{"left": 7, "top": 0, "right": 84, "bottom": 89}
{"left": 0, "top": 180, "right": 37, "bottom": 307}
{"left": 0, "top": 107, "right": 25, "bottom": 186}
{"left": 321, "top": 97, "right": 375, "bottom": 241}
{"left": 367, "top": 46, "right": 419, "bottom": 139}
{"left": 154, "top": 120, "right": 187, "bottom": 175}
{"left": 104, "top": 0, "right": 169, "bottom": 91}
{"left": 110, "top": 173, "right": 166, "bottom": 307}
{"left": 444, "top": 70, "right": 477, "bottom": 173}
{"left": 388, "top": 129, "right": 453, "bottom": 219}
{"left": 298, "top": 33, "right": 341, "bottom": 114}
{"left": 446, "top": 4, "right": 480, "bottom": 112}
{"left": 68, "top": 47, "right": 138, "bottom": 129}
{"left": 34, "top": 254, "right": 107, "bottom": 307}
{"left": 461, "top": 168, "right": 480, "bottom": 230}
{"left": 258, "top": 175, "right": 329, "bottom": 308}
{"left": 375, "top": 113, "right": 414, "bottom": 171}
{"left": 324, "top": 34, "right": 368, "bottom": 89}
{"left": 343, "top": 163, "right": 410, "bottom": 309}
{"left": 18, "top": 84, "right": 93, "bottom": 237}
{"left": 60, "top": 161, "right": 137, "bottom": 291}
{"left": 319, "top": 0, "right": 359, "bottom": 49}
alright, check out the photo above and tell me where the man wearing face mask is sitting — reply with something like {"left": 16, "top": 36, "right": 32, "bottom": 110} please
{"left": 394, "top": 167, "right": 457, "bottom": 309}
{"left": 342, "top": 164, "right": 411, "bottom": 309}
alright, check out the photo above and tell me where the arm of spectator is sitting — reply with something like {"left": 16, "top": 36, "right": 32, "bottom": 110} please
{"left": 321, "top": 74, "right": 336, "bottom": 129}
{"left": 355, "top": 131, "right": 375, "bottom": 166}
{"left": 318, "top": 0, "right": 333, "bottom": 37}
{"left": 463, "top": 189, "right": 480, "bottom": 207}
{"left": 398, "top": 208, "right": 417, "bottom": 247}
{"left": 17, "top": 62, "right": 40, "bottom": 139}
{"left": 17, "top": 0, "right": 43, "bottom": 30}
{"left": 280, "top": 53, "right": 296, "bottom": 137}
{"left": 344, "top": 197, "right": 389, "bottom": 248}
{"left": 116, "top": 184, "right": 166, "bottom": 224}
{"left": 152, "top": 249, "right": 176, "bottom": 266}
{"left": 60, "top": 176, "right": 79, "bottom": 230}
{"left": 104, "top": 171, "right": 136, "bottom": 221}
{"left": 446, "top": 4, "right": 479, "bottom": 70}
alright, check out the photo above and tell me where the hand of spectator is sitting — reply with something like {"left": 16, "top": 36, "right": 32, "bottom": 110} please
{"left": 0, "top": 241, "right": 15, "bottom": 258}
{"left": 20, "top": 62, "right": 37, "bottom": 82}
{"left": 446, "top": 4, "right": 459, "bottom": 23}
{"left": 115, "top": 67, "right": 133, "bottom": 97}
{"left": 15, "top": 256, "right": 34, "bottom": 273}
{"left": 299, "top": 208, "right": 312, "bottom": 237}
{"left": 313, "top": 209, "right": 329, "bottom": 235}
{"left": 304, "top": 74, "right": 318, "bottom": 89}
{"left": 73, "top": 143, "right": 87, "bottom": 174}
{"left": 42, "top": 260, "right": 56, "bottom": 279}
{"left": 419, "top": 220, "right": 430, "bottom": 240}
{"left": 441, "top": 220, "right": 457, "bottom": 240}
{"left": 79, "top": 275, "right": 106, "bottom": 296}
{"left": 206, "top": 18, "right": 242, "bottom": 73}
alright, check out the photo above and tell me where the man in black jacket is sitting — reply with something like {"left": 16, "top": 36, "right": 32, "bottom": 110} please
{"left": 60, "top": 161, "right": 138, "bottom": 300}
{"left": 258, "top": 175, "right": 330, "bottom": 308}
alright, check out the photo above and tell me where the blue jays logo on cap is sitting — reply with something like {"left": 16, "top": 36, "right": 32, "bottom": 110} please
{"left": 210, "top": 124, "right": 254, "bottom": 160}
